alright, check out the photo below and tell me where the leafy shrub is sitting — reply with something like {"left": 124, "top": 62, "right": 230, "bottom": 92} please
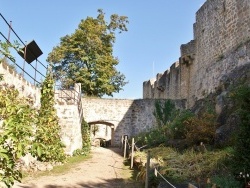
{"left": 230, "top": 85, "right": 250, "bottom": 176}
{"left": 183, "top": 112, "right": 217, "bottom": 146}
{"left": 169, "top": 110, "right": 194, "bottom": 139}
{"left": 0, "top": 87, "right": 36, "bottom": 187}
{"left": 153, "top": 100, "right": 195, "bottom": 141}
{"left": 73, "top": 149, "right": 87, "bottom": 156}
{"left": 210, "top": 175, "right": 242, "bottom": 188}
{"left": 134, "top": 128, "right": 166, "bottom": 148}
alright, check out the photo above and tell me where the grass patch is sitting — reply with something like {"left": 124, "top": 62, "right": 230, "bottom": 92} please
{"left": 51, "top": 154, "right": 92, "bottom": 174}
{"left": 134, "top": 147, "right": 234, "bottom": 185}
{"left": 22, "top": 154, "right": 91, "bottom": 181}
{"left": 123, "top": 159, "right": 139, "bottom": 181}
{"left": 122, "top": 159, "right": 144, "bottom": 188}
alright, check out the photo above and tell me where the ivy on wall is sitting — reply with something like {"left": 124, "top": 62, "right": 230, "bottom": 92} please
{"left": 81, "top": 120, "right": 91, "bottom": 154}
{"left": 32, "top": 70, "right": 66, "bottom": 162}
{"left": 153, "top": 100, "right": 175, "bottom": 128}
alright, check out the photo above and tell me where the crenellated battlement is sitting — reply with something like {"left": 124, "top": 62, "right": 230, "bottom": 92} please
{"left": 0, "top": 61, "right": 41, "bottom": 107}
{"left": 143, "top": 0, "right": 250, "bottom": 108}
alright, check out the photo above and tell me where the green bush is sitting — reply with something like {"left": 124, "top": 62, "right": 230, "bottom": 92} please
{"left": 71, "top": 120, "right": 91, "bottom": 157}
{"left": 230, "top": 85, "right": 250, "bottom": 178}
{"left": 183, "top": 112, "right": 217, "bottom": 146}
{"left": 134, "top": 128, "right": 166, "bottom": 148}
{"left": 169, "top": 110, "right": 194, "bottom": 139}
{"left": 210, "top": 175, "right": 242, "bottom": 188}
{"left": 153, "top": 100, "right": 195, "bottom": 141}
{"left": 0, "top": 87, "right": 36, "bottom": 187}
{"left": 73, "top": 149, "right": 88, "bottom": 156}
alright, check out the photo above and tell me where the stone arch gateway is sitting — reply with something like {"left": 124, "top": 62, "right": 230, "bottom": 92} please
{"left": 88, "top": 121, "right": 115, "bottom": 146}
{"left": 82, "top": 98, "right": 153, "bottom": 146}
{"left": 81, "top": 98, "right": 186, "bottom": 146}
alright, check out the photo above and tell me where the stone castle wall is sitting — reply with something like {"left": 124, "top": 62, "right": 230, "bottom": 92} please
{"left": 82, "top": 98, "right": 154, "bottom": 146}
{"left": 0, "top": 59, "right": 186, "bottom": 150}
{"left": 0, "top": 61, "right": 41, "bottom": 107}
{"left": 143, "top": 0, "right": 250, "bottom": 107}
{"left": 54, "top": 84, "right": 83, "bottom": 155}
{"left": 81, "top": 98, "right": 186, "bottom": 146}
{"left": 0, "top": 61, "right": 83, "bottom": 155}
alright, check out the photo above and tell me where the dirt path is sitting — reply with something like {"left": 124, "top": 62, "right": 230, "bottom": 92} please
{"left": 13, "top": 147, "right": 142, "bottom": 188}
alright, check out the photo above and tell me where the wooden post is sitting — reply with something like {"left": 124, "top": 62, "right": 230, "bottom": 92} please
{"left": 121, "top": 135, "right": 124, "bottom": 149}
{"left": 145, "top": 150, "right": 150, "bottom": 188}
{"left": 130, "top": 138, "right": 134, "bottom": 169}
{"left": 123, "top": 135, "right": 127, "bottom": 158}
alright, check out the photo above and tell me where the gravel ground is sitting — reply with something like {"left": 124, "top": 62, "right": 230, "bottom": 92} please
{"left": 13, "top": 147, "right": 142, "bottom": 188}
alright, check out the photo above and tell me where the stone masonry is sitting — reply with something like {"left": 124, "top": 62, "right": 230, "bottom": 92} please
{"left": 143, "top": 0, "right": 250, "bottom": 108}
{"left": 0, "top": 61, "right": 83, "bottom": 155}
{"left": 54, "top": 84, "right": 83, "bottom": 155}
{"left": 82, "top": 98, "right": 155, "bottom": 146}
{"left": 81, "top": 98, "right": 186, "bottom": 146}
{"left": 0, "top": 61, "right": 41, "bottom": 107}
{"left": 2, "top": 0, "right": 249, "bottom": 155}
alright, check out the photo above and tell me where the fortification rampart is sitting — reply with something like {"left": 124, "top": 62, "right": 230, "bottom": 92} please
{"left": 143, "top": 0, "right": 250, "bottom": 107}
{"left": 0, "top": 61, "right": 83, "bottom": 155}
{"left": 0, "top": 61, "right": 41, "bottom": 107}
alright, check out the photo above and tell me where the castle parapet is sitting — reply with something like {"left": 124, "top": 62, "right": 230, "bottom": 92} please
{"left": 180, "top": 40, "right": 196, "bottom": 65}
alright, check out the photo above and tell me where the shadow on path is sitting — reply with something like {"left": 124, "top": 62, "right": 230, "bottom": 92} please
{"left": 17, "top": 178, "right": 142, "bottom": 188}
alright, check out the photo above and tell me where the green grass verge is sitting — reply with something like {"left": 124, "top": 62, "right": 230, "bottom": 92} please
{"left": 22, "top": 154, "right": 91, "bottom": 181}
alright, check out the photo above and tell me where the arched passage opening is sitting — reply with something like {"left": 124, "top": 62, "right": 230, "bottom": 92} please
{"left": 88, "top": 121, "right": 115, "bottom": 147}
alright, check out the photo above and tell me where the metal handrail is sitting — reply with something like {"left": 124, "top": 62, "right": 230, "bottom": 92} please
{"left": 1, "top": 13, "right": 84, "bottom": 124}
{"left": 54, "top": 84, "right": 83, "bottom": 124}
{"left": 0, "top": 13, "right": 47, "bottom": 85}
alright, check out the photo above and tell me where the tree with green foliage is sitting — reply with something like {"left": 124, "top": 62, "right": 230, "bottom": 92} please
{"left": 47, "top": 9, "right": 128, "bottom": 97}
{"left": 0, "top": 41, "right": 15, "bottom": 63}
{"left": 32, "top": 70, "right": 66, "bottom": 162}
{"left": 0, "top": 40, "right": 21, "bottom": 80}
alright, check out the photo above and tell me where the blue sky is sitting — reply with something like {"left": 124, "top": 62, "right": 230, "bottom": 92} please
{"left": 0, "top": 0, "right": 206, "bottom": 99}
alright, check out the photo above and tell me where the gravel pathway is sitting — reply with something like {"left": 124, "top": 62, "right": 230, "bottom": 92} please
{"left": 13, "top": 147, "right": 142, "bottom": 188}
